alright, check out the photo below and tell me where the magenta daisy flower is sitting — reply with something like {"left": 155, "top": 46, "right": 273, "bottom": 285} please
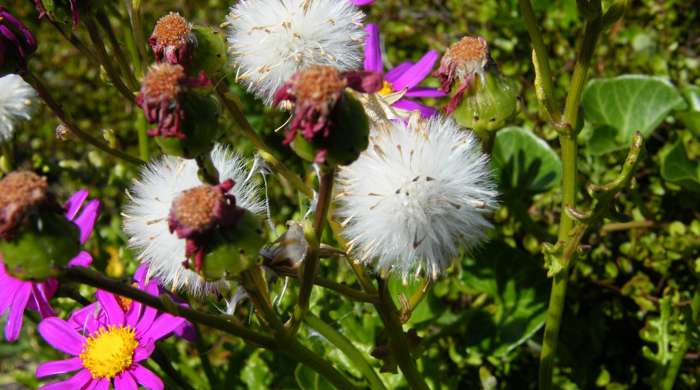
{"left": 0, "top": 6, "right": 37, "bottom": 74}
{"left": 36, "top": 287, "right": 186, "bottom": 389}
{"left": 363, "top": 23, "right": 444, "bottom": 118}
{"left": 0, "top": 189, "right": 99, "bottom": 342}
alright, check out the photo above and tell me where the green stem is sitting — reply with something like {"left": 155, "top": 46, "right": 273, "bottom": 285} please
{"left": 195, "top": 153, "right": 221, "bottom": 185}
{"left": 125, "top": 0, "right": 148, "bottom": 76}
{"left": 1, "top": 141, "right": 13, "bottom": 172}
{"left": 24, "top": 71, "right": 144, "bottom": 165}
{"left": 193, "top": 324, "right": 219, "bottom": 389}
{"left": 305, "top": 314, "right": 387, "bottom": 390}
{"left": 375, "top": 278, "right": 429, "bottom": 390}
{"left": 213, "top": 81, "right": 312, "bottom": 197}
{"left": 84, "top": 17, "right": 136, "bottom": 103}
{"left": 271, "top": 267, "right": 378, "bottom": 304}
{"left": 96, "top": 9, "right": 139, "bottom": 90}
{"left": 538, "top": 16, "right": 603, "bottom": 390}
{"left": 136, "top": 113, "right": 150, "bottom": 160}
{"left": 518, "top": 0, "right": 562, "bottom": 121}
{"left": 47, "top": 19, "right": 100, "bottom": 67}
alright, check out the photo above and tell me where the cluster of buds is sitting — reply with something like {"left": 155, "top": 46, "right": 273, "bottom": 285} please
{"left": 436, "top": 36, "right": 518, "bottom": 132}
{"left": 149, "top": 12, "right": 195, "bottom": 67}
{"left": 0, "top": 7, "right": 37, "bottom": 75}
{"left": 274, "top": 65, "right": 382, "bottom": 165}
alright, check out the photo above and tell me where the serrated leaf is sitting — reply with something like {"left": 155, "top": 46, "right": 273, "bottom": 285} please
{"left": 583, "top": 75, "right": 686, "bottom": 155}
{"left": 491, "top": 127, "right": 562, "bottom": 194}
{"left": 660, "top": 140, "right": 700, "bottom": 192}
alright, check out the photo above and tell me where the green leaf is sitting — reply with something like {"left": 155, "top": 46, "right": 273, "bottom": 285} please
{"left": 677, "top": 85, "right": 700, "bottom": 137}
{"left": 660, "top": 140, "right": 700, "bottom": 192}
{"left": 240, "top": 350, "right": 272, "bottom": 390}
{"left": 295, "top": 363, "right": 332, "bottom": 390}
{"left": 583, "top": 75, "right": 686, "bottom": 155}
{"left": 491, "top": 127, "right": 562, "bottom": 194}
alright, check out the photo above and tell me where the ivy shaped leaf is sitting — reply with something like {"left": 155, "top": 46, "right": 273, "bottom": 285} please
{"left": 660, "top": 140, "right": 700, "bottom": 192}
{"left": 582, "top": 75, "right": 686, "bottom": 155}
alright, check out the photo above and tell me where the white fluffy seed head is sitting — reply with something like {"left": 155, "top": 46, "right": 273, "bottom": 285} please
{"left": 336, "top": 115, "right": 498, "bottom": 281}
{"left": 225, "top": 0, "right": 365, "bottom": 104}
{"left": 123, "top": 145, "right": 264, "bottom": 296}
{"left": 0, "top": 74, "right": 37, "bottom": 141}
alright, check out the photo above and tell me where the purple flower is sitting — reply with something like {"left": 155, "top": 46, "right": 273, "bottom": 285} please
{"left": 363, "top": 23, "right": 444, "bottom": 118}
{"left": 350, "top": 0, "right": 375, "bottom": 5}
{"left": 0, "top": 6, "right": 37, "bottom": 74}
{"left": 36, "top": 286, "right": 185, "bottom": 390}
{"left": 69, "top": 264, "right": 195, "bottom": 341}
{"left": 0, "top": 189, "right": 99, "bottom": 341}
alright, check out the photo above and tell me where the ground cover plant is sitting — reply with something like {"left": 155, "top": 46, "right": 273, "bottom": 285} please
{"left": 0, "top": 0, "right": 698, "bottom": 389}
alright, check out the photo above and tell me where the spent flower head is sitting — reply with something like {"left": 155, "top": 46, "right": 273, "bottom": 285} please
{"left": 226, "top": 0, "right": 366, "bottom": 104}
{"left": 149, "top": 12, "right": 195, "bottom": 66}
{"left": 435, "top": 36, "right": 493, "bottom": 113}
{"left": 336, "top": 115, "right": 498, "bottom": 280}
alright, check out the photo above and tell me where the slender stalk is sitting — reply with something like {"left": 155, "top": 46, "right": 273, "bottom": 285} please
{"left": 241, "top": 266, "right": 285, "bottom": 332}
{"left": 61, "top": 266, "right": 275, "bottom": 347}
{"left": 24, "top": 71, "right": 144, "bottom": 165}
{"left": 84, "top": 17, "right": 136, "bottom": 103}
{"left": 96, "top": 9, "right": 139, "bottom": 90}
{"left": 195, "top": 153, "right": 221, "bottom": 185}
{"left": 213, "top": 81, "right": 312, "bottom": 197}
{"left": 538, "top": 16, "right": 603, "bottom": 390}
{"left": 375, "top": 278, "right": 429, "bottom": 390}
{"left": 518, "top": 0, "right": 562, "bottom": 121}
{"left": 272, "top": 268, "right": 378, "bottom": 304}
{"left": 136, "top": 113, "right": 150, "bottom": 160}
{"left": 305, "top": 314, "right": 387, "bottom": 390}
{"left": 288, "top": 168, "right": 335, "bottom": 333}
{"left": 1, "top": 142, "right": 13, "bottom": 172}
{"left": 125, "top": 0, "right": 149, "bottom": 76}
{"left": 47, "top": 19, "right": 100, "bottom": 67}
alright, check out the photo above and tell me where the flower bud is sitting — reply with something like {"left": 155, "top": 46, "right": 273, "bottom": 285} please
{"left": 149, "top": 12, "right": 194, "bottom": 66}
{"left": 0, "top": 171, "right": 80, "bottom": 279}
{"left": 136, "top": 63, "right": 219, "bottom": 158}
{"left": 167, "top": 179, "right": 264, "bottom": 280}
{"left": 273, "top": 65, "right": 381, "bottom": 166}
{"left": 0, "top": 7, "right": 37, "bottom": 75}
{"left": 436, "top": 36, "right": 519, "bottom": 132}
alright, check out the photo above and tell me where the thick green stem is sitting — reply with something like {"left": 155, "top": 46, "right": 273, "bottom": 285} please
{"left": 538, "top": 15, "right": 603, "bottom": 390}
{"left": 213, "top": 81, "right": 312, "bottom": 197}
{"left": 305, "top": 314, "right": 387, "bottom": 390}
{"left": 375, "top": 278, "right": 429, "bottom": 390}
{"left": 24, "top": 72, "right": 144, "bottom": 166}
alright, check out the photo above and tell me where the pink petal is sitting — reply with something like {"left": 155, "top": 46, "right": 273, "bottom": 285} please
{"left": 115, "top": 371, "right": 138, "bottom": 390}
{"left": 135, "top": 283, "right": 159, "bottom": 336}
{"left": 392, "top": 50, "right": 440, "bottom": 91}
{"left": 133, "top": 343, "right": 155, "bottom": 362}
{"left": 73, "top": 199, "right": 100, "bottom": 244}
{"left": 385, "top": 61, "right": 413, "bottom": 83}
{"left": 89, "top": 378, "right": 110, "bottom": 390}
{"left": 393, "top": 99, "right": 438, "bottom": 118}
{"left": 36, "top": 357, "right": 83, "bottom": 378}
{"left": 39, "top": 370, "right": 92, "bottom": 390}
{"left": 351, "top": 0, "right": 374, "bottom": 5}
{"left": 68, "top": 251, "right": 93, "bottom": 268}
{"left": 0, "top": 278, "right": 21, "bottom": 314}
{"left": 5, "top": 283, "right": 31, "bottom": 341}
{"left": 174, "top": 321, "right": 197, "bottom": 341}
{"left": 64, "top": 189, "right": 88, "bottom": 221}
{"left": 30, "top": 283, "right": 56, "bottom": 318}
{"left": 69, "top": 303, "right": 102, "bottom": 335}
{"left": 140, "top": 313, "right": 186, "bottom": 342}
{"left": 96, "top": 290, "right": 125, "bottom": 325}
{"left": 363, "top": 24, "right": 383, "bottom": 73}
{"left": 38, "top": 317, "right": 86, "bottom": 355}
{"left": 405, "top": 87, "right": 446, "bottom": 98}
{"left": 132, "top": 365, "right": 164, "bottom": 390}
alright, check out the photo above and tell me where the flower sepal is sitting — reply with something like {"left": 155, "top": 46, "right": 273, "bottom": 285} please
{"left": 451, "top": 71, "right": 519, "bottom": 133}
{"left": 198, "top": 209, "right": 265, "bottom": 280}
{"left": 190, "top": 25, "right": 228, "bottom": 79}
{"left": 0, "top": 212, "right": 80, "bottom": 280}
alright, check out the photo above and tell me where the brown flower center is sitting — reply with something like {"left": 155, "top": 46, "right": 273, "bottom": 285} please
{"left": 0, "top": 171, "right": 49, "bottom": 238}
{"left": 171, "top": 185, "right": 225, "bottom": 232}
{"left": 447, "top": 36, "right": 489, "bottom": 64}
{"left": 292, "top": 65, "right": 347, "bottom": 107}
{"left": 152, "top": 12, "right": 191, "bottom": 47}
{"left": 142, "top": 63, "right": 185, "bottom": 100}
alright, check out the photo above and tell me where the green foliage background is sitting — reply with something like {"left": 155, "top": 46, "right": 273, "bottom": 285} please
{"left": 1, "top": 0, "right": 699, "bottom": 389}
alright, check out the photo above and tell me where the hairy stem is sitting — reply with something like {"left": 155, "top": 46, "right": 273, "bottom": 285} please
{"left": 24, "top": 71, "right": 144, "bottom": 165}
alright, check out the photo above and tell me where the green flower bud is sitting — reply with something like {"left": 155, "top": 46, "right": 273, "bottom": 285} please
{"left": 202, "top": 210, "right": 265, "bottom": 280}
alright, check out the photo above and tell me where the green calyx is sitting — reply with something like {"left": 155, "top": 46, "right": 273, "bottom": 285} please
{"left": 452, "top": 71, "right": 520, "bottom": 133}
{"left": 0, "top": 213, "right": 80, "bottom": 280}
{"left": 155, "top": 91, "right": 221, "bottom": 159}
{"left": 291, "top": 92, "right": 370, "bottom": 167}
{"left": 200, "top": 210, "right": 265, "bottom": 280}
{"left": 190, "top": 25, "right": 228, "bottom": 80}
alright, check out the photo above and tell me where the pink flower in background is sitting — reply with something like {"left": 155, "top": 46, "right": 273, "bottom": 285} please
{"left": 0, "top": 189, "right": 99, "bottom": 342}
{"left": 350, "top": 0, "right": 374, "bottom": 5}
{"left": 363, "top": 23, "right": 444, "bottom": 118}
{"left": 36, "top": 287, "right": 186, "bottom": 389}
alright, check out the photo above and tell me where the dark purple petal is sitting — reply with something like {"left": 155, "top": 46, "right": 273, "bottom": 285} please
{"left": 39, "top": 370, "right": 92, "bottom": 390}
{"left": 73, "top": 199, "right": 100, "bottom": 244}
{"left": 363, "top": 24, "right": 382, "bottom": 73}
{"left": 96, "top": 290, "right": 125, "bottom": 325}
{"left": 36, "top": 357, "right": 82, "bottom": 378}
{"left": 393, "top": 98, "right": 438, "bottom": 118}
{"left": 64, "top": 189, "right": 88, "bottom": 221}
{"left": 30, "top": 283, "right": 56, "bottom": 318}
{"left": 115, "top": 372, "right": 138, "bottom": 390}
{"left": 344, "top": 71, "right": 383, "bottom": 93}
{"left": 173, "top": 321, "right": 197, "bottom": 341}
{"left": 132, "top": 364, "right": 164, "bottom": 390}
{"left": 385, "top": 61, "right": 413, "bottom": 83}
{"left": 404, "top": 87, "right": 446, "bottom": 98}
{"left": 38, "top": 317, "right": 85, "bottom": 356}
{"left": 5, "top": 282, "right": 31, "bottom": 341}
{"left": 68, "top": 251, "right": 93, "bottom": 267}
{"left": 140, "top": 313, "right": 186, "bottom": 342}
{"left": 392, "top": 50, "right": 440, "bottom": 91}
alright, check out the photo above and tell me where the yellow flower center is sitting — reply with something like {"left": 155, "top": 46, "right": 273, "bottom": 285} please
{"left": 378, "top": 80, "right": 394, "bottom": 96}
{"left": 79, "top": 325, "right": 139, "bottom": 379}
